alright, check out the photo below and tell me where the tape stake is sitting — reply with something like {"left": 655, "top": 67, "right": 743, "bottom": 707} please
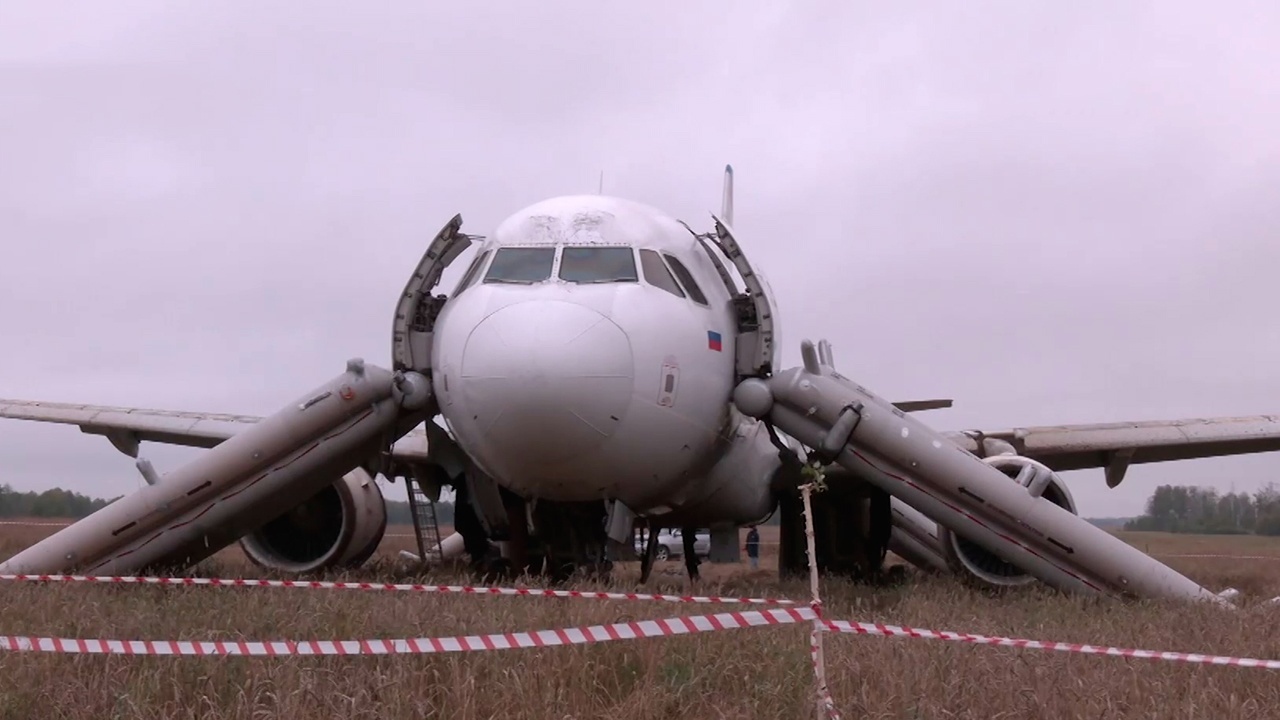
{"left": 799, "top": 480, "right": 841, "bottom": 720}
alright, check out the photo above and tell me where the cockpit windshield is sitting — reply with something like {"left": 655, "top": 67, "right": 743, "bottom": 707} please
{"left": 558, "top": 246, "right": 638, "bottom": 284}
{"left": 453, "top": 250, "right": 490, "bottom": 294}
{"left": 639, "top": 249, "right": 684, "bottom": 298}
{"left": 484, "top": 247, "right": 556, "bottom": 284}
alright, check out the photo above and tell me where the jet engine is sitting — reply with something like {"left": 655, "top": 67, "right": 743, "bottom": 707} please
{"left": 936, "top": 454, "right": 1079, "bottom": 588}
{"left": 239, "top": 468, "right": 388, "bottom": 574}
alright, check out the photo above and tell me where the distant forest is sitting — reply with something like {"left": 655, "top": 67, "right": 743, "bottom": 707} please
{"left": 1124, "top": 483, "right": 1280, "bottom": 535}
{"left": 0, "top": 481, "right": 458, "bottom": 525}
{"left": 0, "top": 484, "right": 119, "bottom": 518}
{"left": 1085, "top": 517, "right": 1131, "bottom": 530}
{"left": 387, "top": 498, "right": 454, "bottom": 525}
{"left": 19, "top": 481, "right": 1268, "bottom": 536}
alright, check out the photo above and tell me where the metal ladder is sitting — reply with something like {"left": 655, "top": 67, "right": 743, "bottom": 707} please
{"left": 404, "top": 475, "right": 444, "bottom": 563}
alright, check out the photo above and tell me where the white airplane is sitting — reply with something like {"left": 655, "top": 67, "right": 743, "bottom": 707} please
{"left": 4, "top": 166, "right": 1280, "bottom": 601}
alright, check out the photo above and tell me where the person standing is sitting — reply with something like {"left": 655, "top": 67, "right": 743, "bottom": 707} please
{"left": 745, "top": 525, "right": 760, "bottom": 569}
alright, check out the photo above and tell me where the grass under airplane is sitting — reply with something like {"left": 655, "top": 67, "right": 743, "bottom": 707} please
{"left": 3, "top": 166, "right": 1280, "bottom": 604}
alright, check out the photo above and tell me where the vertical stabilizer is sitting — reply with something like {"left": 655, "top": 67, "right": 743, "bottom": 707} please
{"left": 720, "top": 164, "right": 734, "bottom": 227}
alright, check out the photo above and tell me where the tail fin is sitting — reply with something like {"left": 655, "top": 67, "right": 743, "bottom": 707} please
{"left": 720, "top": 164, "right": 734, "bottom": 227}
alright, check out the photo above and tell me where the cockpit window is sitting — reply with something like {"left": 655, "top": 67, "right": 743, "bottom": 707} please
{"left": 663, "top": 254, "right": 708, "bottom": 305}
{"left": 639, "top": 249, "right": 684, "bottom": 298}
{"left": 453, "top": 250, "right": 490, "bottom": 294}
{"left": 558, "top": 246, "right": 638, "bottom": 284}
{"left": 484, "top": 247, "right": 556, "bottom": 284}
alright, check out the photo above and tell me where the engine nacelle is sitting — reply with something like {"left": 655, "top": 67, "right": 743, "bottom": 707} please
{"left": 239, "top": 468, "right": 388, "bottom": 574}
{"left": 936, "top": 454, "right": 1078, "bottom": 588}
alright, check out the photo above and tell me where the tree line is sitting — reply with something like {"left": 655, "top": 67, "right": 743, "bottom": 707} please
{"left": 0, "top": 481, "right": 458, "bottom": 526}
{"left": 385, "top": 499, "right": 454, "bottom": 526}
{"left": 17, "top": 478, "right": 1279, "bottom": 537}
{"left": 1124, "top": 483, "right": 1280, "bottom": 535}
{"left": 0, "top": 484, "right": 119, "bottom": 518}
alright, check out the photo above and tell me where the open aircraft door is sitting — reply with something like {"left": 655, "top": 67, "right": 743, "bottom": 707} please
{"left": 391, "top": 214, "right": 476, "bottom": 376}
{"left": 387, "top": 215, "right": 508, "bottom": 543}
{"left": 710, "top": 214, "right": 778, "bottom": 381}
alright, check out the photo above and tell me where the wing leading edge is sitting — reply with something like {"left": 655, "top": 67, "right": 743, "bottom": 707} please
{"left": 4, "top": 398, "right": 1280, "bottom": 489}
{"left": 0, "top": 398, "right": 429, "bottom": 463}
{"left": 946, "top": 414, "right": 1280, "bottom": 487}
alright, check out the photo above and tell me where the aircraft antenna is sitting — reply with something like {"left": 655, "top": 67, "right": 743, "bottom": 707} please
{"left": 720, "top": 164, "right": 734, "bottom": 226}
{"left": 598, "top": 170, "right": 604, "bottom": 195}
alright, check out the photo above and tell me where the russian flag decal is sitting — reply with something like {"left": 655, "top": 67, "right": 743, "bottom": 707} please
{"left": 707, "top": 330, "right": 723, "bottom": 352}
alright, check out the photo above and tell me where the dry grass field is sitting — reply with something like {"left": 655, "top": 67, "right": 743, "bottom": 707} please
{"left": 3, "top": 522, "right": 1280, "bottom": 719}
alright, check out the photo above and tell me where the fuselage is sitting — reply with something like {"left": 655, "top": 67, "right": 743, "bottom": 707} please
{"left": 430, "top": 195, "right": 771, "bottom": 519}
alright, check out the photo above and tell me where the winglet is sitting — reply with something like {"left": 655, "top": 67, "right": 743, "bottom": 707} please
{"left": 720, "top": 164, "right": 734, "bottom": 227}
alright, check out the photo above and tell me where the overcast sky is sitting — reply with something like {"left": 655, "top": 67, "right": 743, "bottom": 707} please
{"left": 2, "top": 2, "right": 1279, "bottom": 517}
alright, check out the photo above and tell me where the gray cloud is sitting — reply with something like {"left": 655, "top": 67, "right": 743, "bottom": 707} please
{"left": 2, "top": 2, "right": 1280, "bottom": 516}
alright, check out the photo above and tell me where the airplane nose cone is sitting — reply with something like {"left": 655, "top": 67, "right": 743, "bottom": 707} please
{"left": 460, "top": 301, "right": 634, "bottom": 467}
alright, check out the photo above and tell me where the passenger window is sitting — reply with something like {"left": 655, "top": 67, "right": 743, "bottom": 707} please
{"left": 639, "top": 250, "right": 684, "bottom": 298}
{"left": 663, "top": 254, "right": 708, "bottom": 305}
{"left": 558, "top": 247, "right": 638, "bottom": 283}
{"left": 453, "top": 250, "right": 490, "bottom": 294}
{"left": 484, "top": 247, "right": 556, "bottom": 284}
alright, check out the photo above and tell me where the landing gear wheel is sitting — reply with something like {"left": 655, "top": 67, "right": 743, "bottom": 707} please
{"left": 655, "top": 546, "right": 669, "bottom": 562}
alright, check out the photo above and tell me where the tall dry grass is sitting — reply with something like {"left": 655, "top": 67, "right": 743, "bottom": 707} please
{"left": 2, "top": 524, "right": 1280, "bottom": 718}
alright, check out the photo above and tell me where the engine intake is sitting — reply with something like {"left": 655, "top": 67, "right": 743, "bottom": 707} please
{"left": 937, "top": 454, "right": 1078, "bottom": 588}
{"left": 239, "top": 468, "right": 387, "bottom": 574}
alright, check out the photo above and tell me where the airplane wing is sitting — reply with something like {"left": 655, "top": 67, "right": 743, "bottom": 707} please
{"left": 0, "top": 398, "right": 430, "bottom": 463}
{"left": 5, "top": 398, "right": 1280, "bottom": 489}
{"left": 945, "top": 414, "right": 1280, "bottom": 488}
{"left": 0, "top": 398, "right": 260, "bottom": 450}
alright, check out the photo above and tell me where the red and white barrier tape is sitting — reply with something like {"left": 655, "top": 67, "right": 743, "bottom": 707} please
{"left": 1157, "top": 553, "right": 1280, "bottom": 561}
{"left": 0, "top": 521, "right": 424, "bottom": 533}
{"left": 819, "top": 619, "right": 1280, "bottom": 669}
{"left": 0, "top": 521, "right": 69, "bottom": 527}
{"left": 5, "top": 606, "right": 1280, "bottom": 669}
{"left": 0, "top": 573, "right": 795, "bottom": 605}
{"left": 0, "top": 606, "right": 816, "bottom": 655}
